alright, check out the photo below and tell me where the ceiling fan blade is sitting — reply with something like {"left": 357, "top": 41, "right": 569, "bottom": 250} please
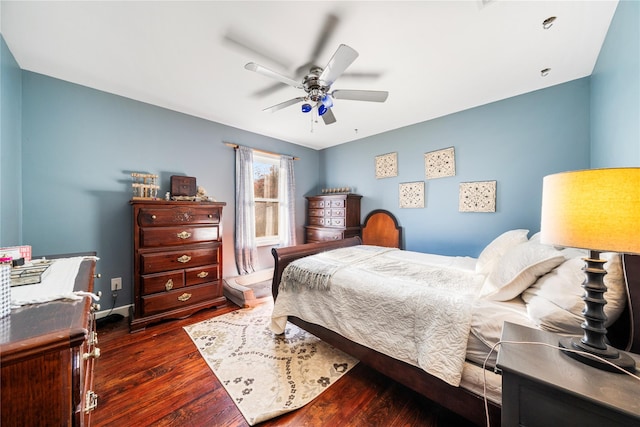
{"left": 331, "top": 89, "right": 389, "bottom": 102}
{"left": 263, "top": 97, "right": 306, "bottom": 113}
{"left": 223, "top": 31, "right": 292, "bottom": 70}
{"left": 245, "top": 62, "right": 303, "bottom": 89}
{"left": 321, "top": 107, "right": 337, "bottom": 125}
{"left": 252, "top": 82, "right": 287, "bottom": 98}
{"left": 319, "top": 44, "right": 359, "bottom": 87}
{"left": 308, "top": 13, "right": 340, "bottom": 67}
{"left": 341, "top": 71, "right": 383, "bottom": 79}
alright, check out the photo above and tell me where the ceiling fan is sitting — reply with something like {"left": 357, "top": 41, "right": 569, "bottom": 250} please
{"left": 245, "top": 44, "right": 389, "bottom": 125}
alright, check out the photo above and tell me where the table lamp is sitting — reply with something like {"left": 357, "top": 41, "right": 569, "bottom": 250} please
{"left": 540, "top": 167, "right": 640, "bottom": 373}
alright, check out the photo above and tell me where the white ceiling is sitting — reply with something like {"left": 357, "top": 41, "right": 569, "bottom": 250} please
{"left": 1, "top": 1, "right": 618, "bottom": 150}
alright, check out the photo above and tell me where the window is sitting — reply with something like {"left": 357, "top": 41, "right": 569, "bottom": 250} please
{"left": 253, "top": 153, "right": 279, "bottom": 245}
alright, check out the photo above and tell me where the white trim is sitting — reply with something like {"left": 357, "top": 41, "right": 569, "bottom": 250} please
{"left": 96, "top": 304, "right": 132, "bottom": 319}
{"left": 256, "top": 236, "right": 279, "bottom": 247}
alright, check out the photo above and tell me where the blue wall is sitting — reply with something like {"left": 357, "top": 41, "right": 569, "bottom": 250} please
{"left": 0, "top": 35, "right": 22, "bottom": 246}
{"left": 591, "top": 0, "right": 640, "bottom": 167}
{"left": 320, "top": 79, "right": 591, "bottom": 257}
{"left": 20, "top": 72, "right": 320, "bottom": 303}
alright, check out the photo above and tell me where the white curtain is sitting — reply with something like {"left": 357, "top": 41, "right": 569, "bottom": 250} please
{"left": 235, "top": 146, "right": 257, "bottom": 274}
{"left": 278, "top": 155, "right": 296, "bottom": 247}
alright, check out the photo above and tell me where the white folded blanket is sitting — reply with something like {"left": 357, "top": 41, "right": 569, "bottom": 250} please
{"left": 280, "top": 245, "right": 397, "bottom": 291}
{"left": 11, "top": 256, "right": 99, "bottom": 307}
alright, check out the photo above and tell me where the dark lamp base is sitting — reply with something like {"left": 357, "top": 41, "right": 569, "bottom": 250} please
{"left": 559, "top": 336, "right": 636, "bottom": 373}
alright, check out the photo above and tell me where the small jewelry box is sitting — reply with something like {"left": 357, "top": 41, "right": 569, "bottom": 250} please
{"left": 170, "top": 176, "right": 197, "bottom": 197}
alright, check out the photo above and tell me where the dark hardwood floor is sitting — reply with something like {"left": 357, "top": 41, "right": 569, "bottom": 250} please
{"left": 92, "top": 302, "right": 478, "bottom": 427}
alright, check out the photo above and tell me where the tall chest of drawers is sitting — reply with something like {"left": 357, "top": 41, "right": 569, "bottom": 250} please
{"left": 305, "top": 193, "right": 362, "bottom": 243}
{"left": 130, "top": 200, "right": 227, "bottom": 332}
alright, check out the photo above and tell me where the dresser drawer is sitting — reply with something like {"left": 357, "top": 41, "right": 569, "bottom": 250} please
{"left": 306, "top": 227, "right": 344, "bottom": 242}
{"left": 308, "top": 209, "right": 325, "bottom": 217}
{"left": 327, "top": 218, "right": 345, "bottom": 227}
{"left": 140, "top": 226, "right": 219, "bottom": 247}
{"left": 308, "top": 200, "right": 326, "bottom": 209}
{"left": 142, "top": 281, "right": 222, "bottom": 316}
{"left": 328, "top": 208, "right": 345, "bottom": 217}
{"left": 140, "top": 246, "right": 219, "bottom": 274}
{"left": 185, "top": 265, "right": 219, "bottom": 286}
{"left": 137, "top": 206, "right": 221, "bottom": 227}
{"left": 308, "top": 217, "right": 326, "bottom": 226}
{"left": 141, "top": 271, "right": 185, "bottom": 294}
{"left": 329, "top": 199, "right": 345, "bottom": 208}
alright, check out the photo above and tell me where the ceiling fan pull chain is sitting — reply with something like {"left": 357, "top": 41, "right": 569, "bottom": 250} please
{"left": 310, "top": 109, "right": 315, "bottom": 133}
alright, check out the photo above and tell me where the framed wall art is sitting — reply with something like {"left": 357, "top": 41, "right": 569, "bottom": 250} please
{"left": 459, "top": 180, "right": 496, "bottom": 212}
{"left": 375, "top": 152, "right": 398, "bottom": 179}
{"left": 399, "top": 181, "right": 425, "bottom": 208}
{"left": 425, "top": 147, "right": 456, "bottom": 179}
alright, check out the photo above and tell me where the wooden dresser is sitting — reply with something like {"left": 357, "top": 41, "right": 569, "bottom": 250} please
{"left": 305, "top": 193, "right": 362, "bottom": 243}
{"left": 0, "top": 257, "right": 99, "bottom": 426}
{"left": 130, "top": 200, "right": 227, "bottom": 332}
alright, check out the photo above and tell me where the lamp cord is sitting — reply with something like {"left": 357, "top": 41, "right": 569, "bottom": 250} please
{"left": 482, "top": 340, "right": 640, "bottom": 427}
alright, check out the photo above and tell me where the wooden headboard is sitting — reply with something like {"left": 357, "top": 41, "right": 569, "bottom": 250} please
{"left": 361, "top": 209, "right": 403, "bottom": 249}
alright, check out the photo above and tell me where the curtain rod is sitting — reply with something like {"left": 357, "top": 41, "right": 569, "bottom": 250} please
{"left": 224, "top": 142, "right": 300, "bottom": 160}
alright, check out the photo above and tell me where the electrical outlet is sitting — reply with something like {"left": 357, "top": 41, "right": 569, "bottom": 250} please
{"left": 111, "top": 277, "right": 122, "bottom": 291}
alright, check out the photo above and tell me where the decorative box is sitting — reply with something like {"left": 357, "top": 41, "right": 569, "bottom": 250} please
{"left": 171, "top": 176, "right": 197, "bottom": 197}
{"left": 10, "top": 259, "right": 53, "bottom": 287}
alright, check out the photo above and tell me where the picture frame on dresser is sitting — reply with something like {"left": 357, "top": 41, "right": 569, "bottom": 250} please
{"left": 129, "top": 200, "right": 227, "bottom": 332}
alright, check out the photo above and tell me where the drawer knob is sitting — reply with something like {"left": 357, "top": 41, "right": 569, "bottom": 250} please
{"left": 165, "top": 279, "right": 174, "bottom": 291}
{"left": 83, "top": 347, "right": 101, "bottom": 360}
{"left": 178, "top": 293, "right": 192, "bottom": 302}
{"left": 177, "top": 255, "right": 191, "bottom": 263}
{"left": 151, "top": 215, "right": 157, "bottom": 220}
{"left": 197, "top": 271, "right": 209, "bottom": 278}
{"left": 208, "top": 214, "right": 213, "bottom": 218}
{"left": 177, "top": 231, "right": 192, "bottom": 239}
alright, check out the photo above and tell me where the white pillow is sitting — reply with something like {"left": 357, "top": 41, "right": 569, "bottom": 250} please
{"left": 522, "top": 252, "right": 625, "bottom": 333}
{"left": 480, "top": 241, "right": 565, "bottom": 301}
{"left": 475, "top": 229, "right": 529, "bottom": 275}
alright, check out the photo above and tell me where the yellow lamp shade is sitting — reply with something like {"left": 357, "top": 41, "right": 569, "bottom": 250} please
{"left": 540, "top": 168, "right": 640, "bottom": 254}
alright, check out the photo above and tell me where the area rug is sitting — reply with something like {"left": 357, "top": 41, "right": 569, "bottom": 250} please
{"left": 184, "top": 302, "right": 359, "bottom": 425}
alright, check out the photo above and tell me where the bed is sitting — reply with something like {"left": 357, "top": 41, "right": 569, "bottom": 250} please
{"left": 269, "top": 212, "right": 640, "bottom": 426}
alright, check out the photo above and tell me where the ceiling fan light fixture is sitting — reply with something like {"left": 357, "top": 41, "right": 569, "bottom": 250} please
{"left": 321, "top": 94, "right": 333, "bottom": 108}
{"left": 301, "top": 103, "right": 312, "bottom": 113}
{"left": 318, "top": 104, "right": 328, "bottom": 116}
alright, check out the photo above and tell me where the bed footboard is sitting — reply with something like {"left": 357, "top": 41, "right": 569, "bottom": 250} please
{"left": 271, "top": 236, "right": 362, "bottom": 300}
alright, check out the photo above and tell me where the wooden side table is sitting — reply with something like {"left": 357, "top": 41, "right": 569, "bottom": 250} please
{"left": 497, "top": 322, "right": 640, "bottom": 427}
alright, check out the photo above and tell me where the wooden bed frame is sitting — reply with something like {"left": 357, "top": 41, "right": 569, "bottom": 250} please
{"left": 271, "top": 236, "right": 640, "bottom": 426}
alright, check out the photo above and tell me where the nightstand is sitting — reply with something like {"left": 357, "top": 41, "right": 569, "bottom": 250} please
{"left": 496, "top": 322, "right": 640, "bottom": 427}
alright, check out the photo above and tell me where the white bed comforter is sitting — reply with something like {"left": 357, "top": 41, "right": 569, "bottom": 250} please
{"left": 271, "top": 246, "right": 485, "bottom": 386}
